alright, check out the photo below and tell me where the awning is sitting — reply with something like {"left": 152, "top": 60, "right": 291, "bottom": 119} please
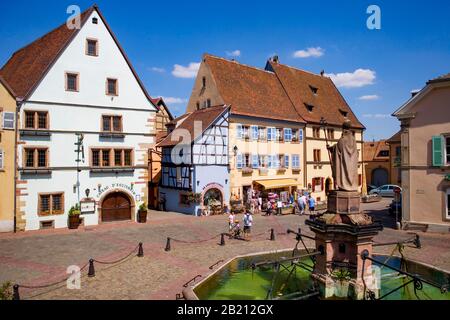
{"left": 255, "top": 179, "right": 300, "bottom": 189}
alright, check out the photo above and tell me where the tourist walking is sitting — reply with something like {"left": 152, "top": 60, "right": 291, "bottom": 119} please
{"left": 276, "top": 199, "right": 283, "bottom": 216}
{"left": 297, "top": 194, "right": 305, "bottom": 215}
{"left": 308, "top": 195, "right": 316, "bottom": 215}
{"left": 243, "top": 211, "right": 253, "bottom": 240}
{"left": 228, "top": 209, "right": 235, "bottom": 231}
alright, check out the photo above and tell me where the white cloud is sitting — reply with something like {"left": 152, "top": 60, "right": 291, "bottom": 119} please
{"left": 293, "top": 47, "right": 324, "bottom": 58}
{"left": 358, "top": 94, "right": 380, "bottom": 101}
{"left": 172, "top": 62, "right": 201, "bottom": 78}
{"left": 325, "top": 69, "right": 376, "bottom": 88}
{"left": 226, "top": 50, "right": 241, "bottom": 57}
{"left": 363, "top": 114, "right": 390, "bottom": 119}
{"left": 150, "top": 67, "right": 165, "bottom": 73}
{"left": 161, "top": 97, "right": 188, "bottom": 104}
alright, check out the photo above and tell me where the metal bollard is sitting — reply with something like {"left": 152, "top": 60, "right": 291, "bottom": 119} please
{"left": 137, "top": 242, "right": 144, "bottom": 257}
{"left": 88, "top": 259, "right": 95, "bottom": 278}
{"left": 13, "top": 284, "right": 20, "bottom": 300}
{"left": 165, "top": 237, "right": 171, "bottom": 252}
{"left": 414, "top": 234, "right": 421, "bottom": 249}
{"left": 220, "top": 233, "right": 226, "bottom": 246}
{"left": 270, "top": 229, "right": 276, "bottom": 241}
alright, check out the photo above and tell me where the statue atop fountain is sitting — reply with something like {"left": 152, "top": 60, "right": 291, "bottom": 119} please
{"left": 306, "top": 119, "right": 383, "bottom": 299}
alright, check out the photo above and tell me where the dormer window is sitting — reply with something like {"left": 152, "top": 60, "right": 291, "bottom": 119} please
{"left": 339, "top": 109, "right": 348, "bottom": 117}
{"left": 305, "top": 103, "right": 314, "bottom": 112}
{"left": 92, "top": 17, "right": 98, "bottom": 24}
{"left": 309, "top": 86, "right": 318, "bottom": 95}
{"left": 86, "top": 39, "right": 98, "bottom": 56}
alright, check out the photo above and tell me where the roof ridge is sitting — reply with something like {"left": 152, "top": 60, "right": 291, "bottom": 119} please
{"left": 272, "top": 61, "right": 329, "bottom": 79}
{"left": 203, "top": 53, "right": 275, "bottom": 75}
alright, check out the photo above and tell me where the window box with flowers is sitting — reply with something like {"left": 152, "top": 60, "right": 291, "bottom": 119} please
{"left": 186, "top": 192, "right": 202, "bottom": 204}
{"left": 242, "top": 167, "right": 253, "bottom": 175}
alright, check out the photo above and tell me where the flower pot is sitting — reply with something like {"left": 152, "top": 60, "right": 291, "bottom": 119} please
{"left": 68, "top": 215, "right": 80, "bottom": 229}
{"left": 138, "top": 210, "right": 148, "bottom": 223}
{"left": 334, "top": 280, "right": 350, "bottom": 298}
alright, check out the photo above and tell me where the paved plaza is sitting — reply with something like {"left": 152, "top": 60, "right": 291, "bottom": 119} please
{"left": 0, "top": 199, "right": 449, "bottom": 300}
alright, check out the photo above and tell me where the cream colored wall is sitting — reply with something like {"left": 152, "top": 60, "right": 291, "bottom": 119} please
{"left": 401, "top": 86, "right": 450, "bottom": 227}
{"left": 305, "top": 125, "right": 364, "bottom": 201}
{"left": 0, "top": 82, "right": 16, "bottom": 232}
{"left": 229, "top": 117, "right": 305, "bottom": 198}
{"left": 186, "top": 62, "right": 224, "bottom": 113}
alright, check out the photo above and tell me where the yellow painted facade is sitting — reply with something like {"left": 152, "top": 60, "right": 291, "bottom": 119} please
{"left": 228, "top": 116, "right": 306, "bottom": 199}
{"left": 305, "top": 124, "right": 364, "bottom": 201}
{"left": 0, "top": 80, "right": 16, "bottom": 232}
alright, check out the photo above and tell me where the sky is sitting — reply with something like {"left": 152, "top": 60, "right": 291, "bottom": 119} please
{"left": 1, "top": 0, "right": 449, "bottom": 141}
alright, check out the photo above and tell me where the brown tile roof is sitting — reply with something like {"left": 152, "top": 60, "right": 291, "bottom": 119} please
{"left": 204, "top": 55, "right": 305, "bottom": 123}
{"left": 158, "top": 105, "right": 229, "bottom": 147}
{"left": 427, "top": 72, "right": 450, "bottom": 84}
{"left": 0, "top": 5, "right": 155, "bottom": 106}
{"left": 0, "top": 75, "right": 17, "bottom": 98}
{"left": 363, "top": 140, "right": 389, "bottom": 162}
{"left": 267, "top": 61, "right": 365, "bottom": 129}
{"left": 387, "top": 130, "right": 401, "bottom": 143}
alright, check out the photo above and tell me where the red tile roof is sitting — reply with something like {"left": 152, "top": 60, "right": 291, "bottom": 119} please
{"left": 158, "top": 105, "right": 229, "bottom": 147}
{"left": 204, "top": 55, "right": 305, "bottom": 123}
{"left": 0, "top": 5, "right": 156, "bottom": 107}
{"left": 363, "top": 140, "right": 389, "bottom": 162}
{"left": 387, "top": 130, "right": 401, "bottom": 143}
{"left": 267, "top": 61, "right": 364, "bottom": 129}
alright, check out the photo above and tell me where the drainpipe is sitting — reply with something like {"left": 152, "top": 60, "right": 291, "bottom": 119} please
{"left": 13, "top": 98, "right": 23, "bottom": 233}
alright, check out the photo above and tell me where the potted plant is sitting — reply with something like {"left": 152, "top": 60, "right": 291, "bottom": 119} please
{"left": 187, "top": 192, "right": 202, "bottom": 204}
{"left": 68, "top": 205, "right": 81, "bottom": 229}
{"left": 331, "top": 268, "right": 351, "bottom": 298}
{"left": 138, "top": 203, "right": 148, "bottom": 223}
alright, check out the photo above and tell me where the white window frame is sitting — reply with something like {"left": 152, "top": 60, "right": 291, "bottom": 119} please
{"left": 236, "top": 153, "right": 243, "bottom": 169}
{"left": 251, "top": 125, "right": 259, "bottom": 141}
{"left": 267, "top": 127, "right": 276, "bottom": 141}
{"left": 236, "top": 124, "right": 243, "bottom": 140}
{"left": 292, "top": 155, "right": 300, "bottom": 169}
{"left": 2, "top": 112, "right": 15, "bottom": 129}
{"left": 252, "top": 154, "right": 259, "bottom": 168}
{"left": 284, "top": 128, "right": 292, "bottom": 142}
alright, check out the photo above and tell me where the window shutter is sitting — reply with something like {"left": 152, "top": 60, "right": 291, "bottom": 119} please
{"left": 236, "top": 124, "right": 243, "bottom": 139}
{"left": 312, "top": 178, "right": 316, "bottom": 190}
{"left": 432, "top": 136, "right": 444, "bottom": 167}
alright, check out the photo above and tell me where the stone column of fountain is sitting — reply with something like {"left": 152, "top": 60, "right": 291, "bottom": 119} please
{"left": 306, "top": 120, "right": 383, "bottom": 300}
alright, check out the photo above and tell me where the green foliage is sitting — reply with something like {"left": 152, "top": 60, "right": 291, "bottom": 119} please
{"left": 331, "top": 268, "right": 351, "bottom": 282}
{"left": 68, "top": 204, "right": 81, "bottom": 216}
{"left": 187, "top": 192, "right": 202, "bottom": 204}
{"left": 0, "top": 281, "right": 13, "bottom": 300}
{"left": 139, "top": 203, "right": 147, "bottom": 211}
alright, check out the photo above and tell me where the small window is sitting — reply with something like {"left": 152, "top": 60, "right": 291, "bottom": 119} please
{"left": 24, "top": 148, "right": 48, "bottom": 168}
{"left": 305, "top": 103, "right": 314, "bottom": 112}
{"left": 284, "top": 128, "right": 292, "bottom": 142}
{"left": 92, "top": 17, "right": 98, "bottom": 24}
{"left": 313, "top": 127, "right": 321, "bottom": 138}
{"left": 24, "top": 111, "right": 48, "bottom": 129}
{"left": 207, "top": 99, "right": 211, "bottom": 108}
{"left": 313, "top": 149, "right": 321, "bottom": 162}
{"left": 310, "top": 86, "right": 318, "bottom": 95}
{"left": 102, "top": 115, "right": 122, "bottom": 132}
{"left": 327, "top": 129, "right": 335, "bottom": 140}
{"left": 92, "top": 148, "right": 133, "bottom": 167}
{"left": 106, "top": 78, "right": 118, "bottom": 96}
{"left": 292, "top": 155, "right": 300, "bottom": 169}
{"left": 339, "top": 109, "right": 348, "bottom": 117}
{"left": 39, "top": 193, "right": 64, "bottom": 216}
{"left": 86, "top": 39, "right": 98, "bottom": 56}
{"left": 66, "top": 73, "right": 79, "bottom": 92}
{"left": 2, "top": 112, "right": 15, "bottom": 129}
{"left": 202, "top": 77, "right": 206, "bottom": 88}
{"left": 251, "top": 126, "right": 259, "bottom": 141}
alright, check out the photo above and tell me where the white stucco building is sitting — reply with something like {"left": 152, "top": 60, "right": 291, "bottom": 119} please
{"left": 0, "top": 5, "right": 157, "bottom": 230}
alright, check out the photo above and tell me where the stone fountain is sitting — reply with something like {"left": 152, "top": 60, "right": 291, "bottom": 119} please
{"left": 306, "top": 120, "right": 383, "bottom": 299}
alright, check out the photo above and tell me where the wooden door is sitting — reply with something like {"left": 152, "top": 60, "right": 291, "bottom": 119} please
{"left": 102, "top": 192, "right": 131, "bottom": 222}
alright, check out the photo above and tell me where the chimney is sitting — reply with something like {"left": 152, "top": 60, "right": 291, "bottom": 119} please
{"left": 271, "top": 55, "right": 279, "bottom": 63}
{"left": 320, "top": 70, "right": 325, "bottom": 76}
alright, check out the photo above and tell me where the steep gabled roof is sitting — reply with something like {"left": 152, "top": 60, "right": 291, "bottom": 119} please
{"left": 204, "top": 55, "right": 305, "bottom": 123}
{"left": 151, "top": 97, "right": 174, "bottom": 120}
{"left": 266, "top": 61, "right": 364, "bottom": 129}
{"left": 158, "top": 105, "right": 229, "bottom": 147}
{"left": 0, "top": 75, "right": 17, "bottom": 98}
{"left": 0, "top": 5, "right": 156, "bottom": 109}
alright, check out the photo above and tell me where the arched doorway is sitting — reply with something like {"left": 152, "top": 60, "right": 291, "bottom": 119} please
{"left": 203, "top": 188, "right": 223, "bottom": 215}
{"left": 325, "top": 178, "right": 333, "bottom": 195}
{"left": 372, "top": 168, "right": 388, "bottom": 187}
{"left": 101, "top": 191, "right": 132, "bottom": 222}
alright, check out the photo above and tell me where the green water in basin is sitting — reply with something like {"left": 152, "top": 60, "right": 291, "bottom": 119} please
{"left": 194, "top": 252, "right": 450, "bottom": 300}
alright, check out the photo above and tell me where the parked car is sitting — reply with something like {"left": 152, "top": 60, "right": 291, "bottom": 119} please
{"left": 367, "top": 184, "right": 378, "bottom": 193}
{"left": 369, "top": 184, "right": 402, "bottom": 197}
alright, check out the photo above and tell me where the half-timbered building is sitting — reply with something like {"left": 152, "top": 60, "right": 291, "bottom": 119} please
{"left": 158, "top": 105, "right": 230, "bottom": 215}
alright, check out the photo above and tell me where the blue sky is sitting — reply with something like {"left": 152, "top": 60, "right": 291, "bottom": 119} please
{"left": 1, "top": 0, "right": 449, "bottom": 140}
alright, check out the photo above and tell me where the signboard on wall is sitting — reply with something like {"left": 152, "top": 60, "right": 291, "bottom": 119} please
{"left": 80, "top": 200, "right": 96, "bottom": 215}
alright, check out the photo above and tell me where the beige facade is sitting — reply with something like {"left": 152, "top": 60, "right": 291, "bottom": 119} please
{"left": 228, "top": 116, "right": 305, "bottom": 200}
{"left": 0, "top": 78, "right": 18, "bottom": 232}
{"left": 393, "top": 78, "right": 450, "bottom": 231}
{"left": 387, "top": 132, "right": 402, "bottom": 185}
{"left": 305, "top": 125, "right": 364, "bottom": 201}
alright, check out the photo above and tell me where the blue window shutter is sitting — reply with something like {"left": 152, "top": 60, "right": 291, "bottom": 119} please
{"left": 284, "top": 155, "right": 289, "bottom": 168}
{"left": 236, "top": 124, "right": 243, "bottom": 139}
{"left": 236, "top": 153, "right": 243, "bottom": 169}
{"left": 432, "top": 136, "right": 444, "bottom": 166}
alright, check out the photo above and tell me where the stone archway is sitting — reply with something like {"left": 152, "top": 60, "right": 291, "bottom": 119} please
{"left": 202, "top": 184, "right": 225, "bottom": 215}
